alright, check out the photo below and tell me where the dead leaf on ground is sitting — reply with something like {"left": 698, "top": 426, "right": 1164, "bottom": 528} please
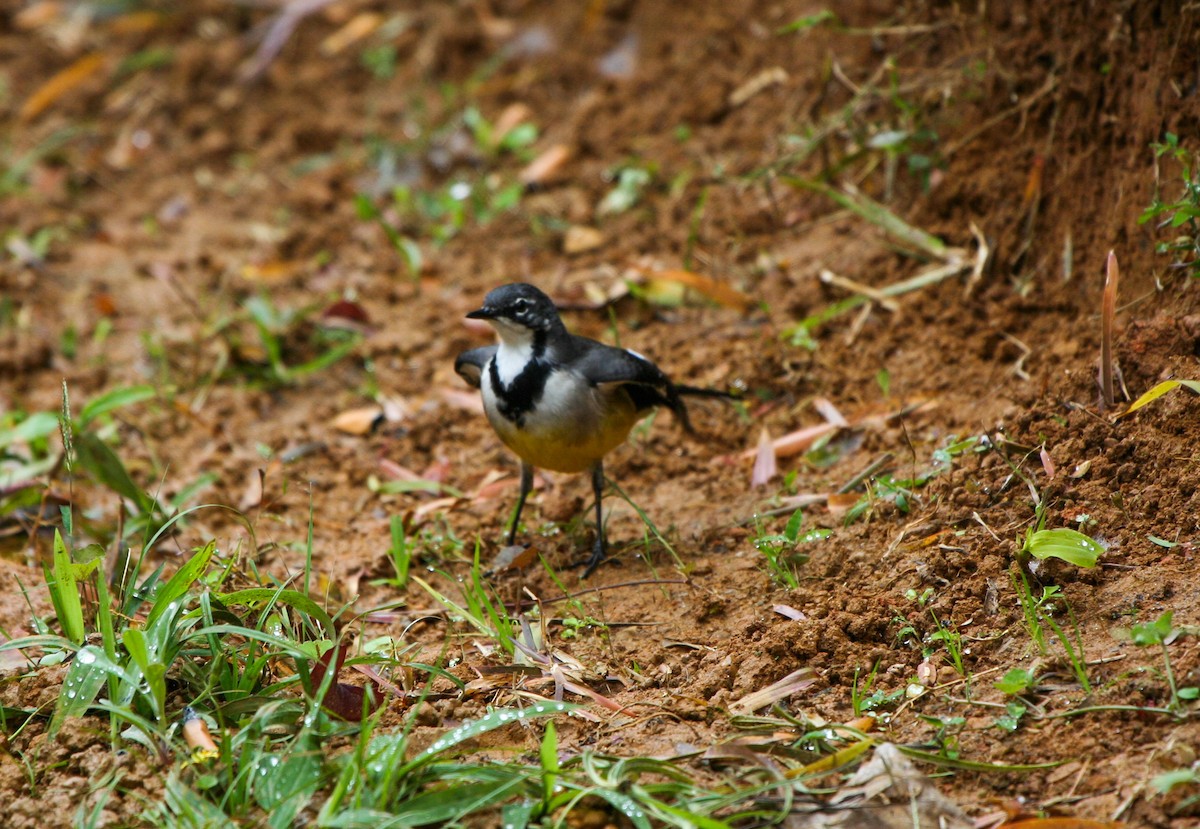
{"left": 792, "top": 743, "right": 971, "bottom": 828}
{"left": 520, "top": 143, "right": 571, "bottom": 184}
{"left": 630, "top": 267, "right": 755, "bottom": 311}
{"left": 441, "top": 387, "right": 484, "bottom": 413}
{"left": 489, "top": 544, "right": 538, "bottom": 573}
{"left": 728, "top": 668, "right": 818, "bottom": 715}
{"left": 331, "top": 406, "right": 383, "bottom": 436}
{"left": 562, "top": 225, "right": 605, "bottom": 254}
{"left": 20, "top": 52, "right": 107, "bottom": 121}
{"left": 319, "top": 12, "right": 382, "bottom": 56}
{"left": 750, "top": 426, "right": 776, "bottom": 488}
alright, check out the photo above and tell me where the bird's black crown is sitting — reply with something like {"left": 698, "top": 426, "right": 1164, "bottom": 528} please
{"left": 468, "top": 282, "right": 562, "bottom": 332}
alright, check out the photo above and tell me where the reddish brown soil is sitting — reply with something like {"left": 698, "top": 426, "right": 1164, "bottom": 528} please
{"left": 3, "top": 0, "right": 1200, "bottom": 826}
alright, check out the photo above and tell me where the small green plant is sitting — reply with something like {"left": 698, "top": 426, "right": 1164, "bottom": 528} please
{"left": 926, "top": 611, "right": 965, "bottom": 677}
{"left": 842, "top": 436, "right": 981, "bottom": 524}
{"left": 1140, "top": 133, "right": 1200, "bottom": 277}
{"left": 1010, "top": 570, "right": 1092, "bottom": 694}
{"left": 1152, "top": 765, "right": 1200, "bottom": 815}
{"left": 597, "top": 163, "right": 654, "bottom": 216}
{"left": 915, "top": 713, "right": 966, "bottom": 761}
{"left": 374, "top": 514, "right": 413, "bottom": 589}
{"left": 228, "top": 294, "right": 363, "bottom": 387}
{"left": 851, "top": 663, "right": 904, "bottom": 716}
{"left": 1123, "top": 611, "right": 1199, "bottom": 715}
{"left": 752, "top": 508, "right": 830, "bottom": 588}
{"left": 993, "top": 668, "right": 1035, "bottom": 732}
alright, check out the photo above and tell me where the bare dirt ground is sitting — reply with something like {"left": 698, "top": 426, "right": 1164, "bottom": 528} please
{"left": 4, "top": 0, "right": 1200, "bottom": 826}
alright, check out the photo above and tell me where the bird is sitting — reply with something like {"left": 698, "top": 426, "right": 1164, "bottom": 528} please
{"left": 455, "top": 282, "right": 727, "bottom": 576}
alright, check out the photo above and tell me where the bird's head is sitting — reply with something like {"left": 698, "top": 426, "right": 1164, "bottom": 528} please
{"left": 467, "top": 283, "right": 564, "bottom": 344}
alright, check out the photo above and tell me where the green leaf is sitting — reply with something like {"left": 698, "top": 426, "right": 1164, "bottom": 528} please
{"left": 388, "top": 779, "right": 525, "bottom": 825}
{"left": 777, "top": 9, "right": 837, "bottom": 33}
{"left": 144, "top": 540, "right": 216, "bottom": 629}
{"left": 78, "top": 385, "right": 155, "bottom": 428}
{"left": 1024, "top": 528, "right": 1102, "bottom": 568}
{"left": 783, "top": 508, "right": 805, "bottom": 544}
{"left": 48, "top": 644, "right": 126, "bottom": 738}
{"left": 218, "top": 588, "right": 334, "bottom": 635}
{"left": 1130, "top": 610, "right": 1175, "bottom": 646}
{"left": 400, "top": 701, "right": 575, "bottom": 775}
{"left": 500, "top": 800, "right": 536, "bottom": 829}
{"left": 540, "top": 720, "right": 559, "bottom": 806}
{"left": 1152, "top": 767, "right": 1199, "bottom": 793}
{"left": 0, "top": 411, "right": 59, "bottom": 448}
{"left": 580, "top": 790, "right": 651, "bottom": 829}
{"left": 994, "top": 668, "right": 1034, "bottom": 696}
{"left": 74, "top": 432, "right": 156, "bottom": 515}
{"left": 47, "top": 530, "right": 86, "bottom": 644}
{"left": 1120, "top": 379, "right": 1200, "bottom": 418}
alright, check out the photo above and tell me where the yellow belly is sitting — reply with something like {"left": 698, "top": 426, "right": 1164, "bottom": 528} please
{"left": 487, "top": 388, "right": 640, "bottom": 473}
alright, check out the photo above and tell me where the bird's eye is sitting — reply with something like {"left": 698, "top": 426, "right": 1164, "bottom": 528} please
{"left": 513, "top": 298, "right": 531, "bottom": 313}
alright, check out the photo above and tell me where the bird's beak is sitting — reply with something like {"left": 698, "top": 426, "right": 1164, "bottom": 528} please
{"left": 466, "top": 306, "right": 496, "bottom": 320}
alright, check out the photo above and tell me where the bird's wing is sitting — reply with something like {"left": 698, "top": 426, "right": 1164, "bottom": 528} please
{"left": 455, "top": 346, "right": 496, "bottom": 389}
{"left": 569, "top": 341, "right": 693, "bottom": 431}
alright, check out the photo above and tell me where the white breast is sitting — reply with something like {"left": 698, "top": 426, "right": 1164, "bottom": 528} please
{"left": 494, "top": 340, "right": 533, "bottom": 386}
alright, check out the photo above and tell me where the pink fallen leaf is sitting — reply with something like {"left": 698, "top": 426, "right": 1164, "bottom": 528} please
{"left": 472, "top": 470, "right": 517, "bottom": 501}
{"left": 378, "top": 458, "right": 423, "bottom": 481}
{"left": 723, "top": 422, "right": 839, "bottom": 464}
{"left": 441, "top": 388, "right": 484, "bottom": 413}
{"left": 812, "top": 397, "right": 849, "bottom": 427}
{"left": 421, "top": 457, "right": 452, "bottom": 483}
{"left": 750, "top": 427, "right": 777, "bottom": 488}
{"left": 1039, "top": 447, "right": 1056, "bottom": 479}
{"left": 412, "top": 496, "right": 461, "bottom": 522}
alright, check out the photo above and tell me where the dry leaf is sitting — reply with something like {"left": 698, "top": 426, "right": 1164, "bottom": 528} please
{"left": 825, "top": 492, "right": 860, "bottom": 518}
{"left": 519, "top": 143, "right": 571, "bottom": 185}
{"left": 14, "top": 2, "right": 64, "bottom": 30}
{"left": 108, "top": 11, "right": 162, "bottom": 34}
{"left": 806, "top": 743, "right": 971, "bottom": 829}
{"left": 728, "top": 67, "right": 788, "bottom": 107}
{"left": 471, "top": 470, "right": 516, "bottom": 501}
{"left": 240, "top": 260, "right": 301, "bottom": 284}
{"left": 20, "top": 52, "right": 107, "bottom": 121}
{"left": 489, "top": 544, "right": 539, "bottom": 572}
{"left": 728, "top": 668, "right": 818, "bottom": 715}
{"left": 441, "top": 387, "right": 484, "bottom": 413}
{"left": 750, "top": 426, "right": 776, "bottom": 488}
{"left": 562, "top": 225, "right": 605, "bottom": 254}
{"left": 632, "top": 267, "right": 754, "bottom": 311}
{"left": 331, "top": 406, "right": 383, "bottom": 436}
{"left": 319, "top": 12, "right": 382, "bottom": 55}
{"left": 493, "top": 102, "right": 533, "bottom": 140}
{"left": 730, "top": 422, "right": 839, "bottom": 463}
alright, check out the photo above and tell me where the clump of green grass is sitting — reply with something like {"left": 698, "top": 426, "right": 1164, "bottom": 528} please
{"left": 1140, "top": 133, "right": 1200, "bottom": 277}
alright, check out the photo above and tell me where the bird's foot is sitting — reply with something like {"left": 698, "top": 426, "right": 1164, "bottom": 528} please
{"left": 578, "top": 537, "right": 607, "bottom": 579}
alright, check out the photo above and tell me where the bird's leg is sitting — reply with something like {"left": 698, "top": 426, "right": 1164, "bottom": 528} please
{"left": 507, "top": 462, "right": 534, "bottom": 545}
{"left": 581, "top": 462, "right": 607, "bottom": 578}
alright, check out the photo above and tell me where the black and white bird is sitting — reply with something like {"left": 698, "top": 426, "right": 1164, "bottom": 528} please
{"left": 455, "top": 282, "right": 726, "bottom": 576}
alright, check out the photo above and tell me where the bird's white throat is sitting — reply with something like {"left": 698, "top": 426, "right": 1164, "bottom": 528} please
{"left": 489, "top": 319, "right": 537, "bottom": 386}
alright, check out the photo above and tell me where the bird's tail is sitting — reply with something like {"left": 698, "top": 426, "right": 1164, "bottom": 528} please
{"left": 667, "top": 385, "right": 739, "bottom": 434}
{"left": 673, "top": 384, "right": 740, "bottom": 401}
